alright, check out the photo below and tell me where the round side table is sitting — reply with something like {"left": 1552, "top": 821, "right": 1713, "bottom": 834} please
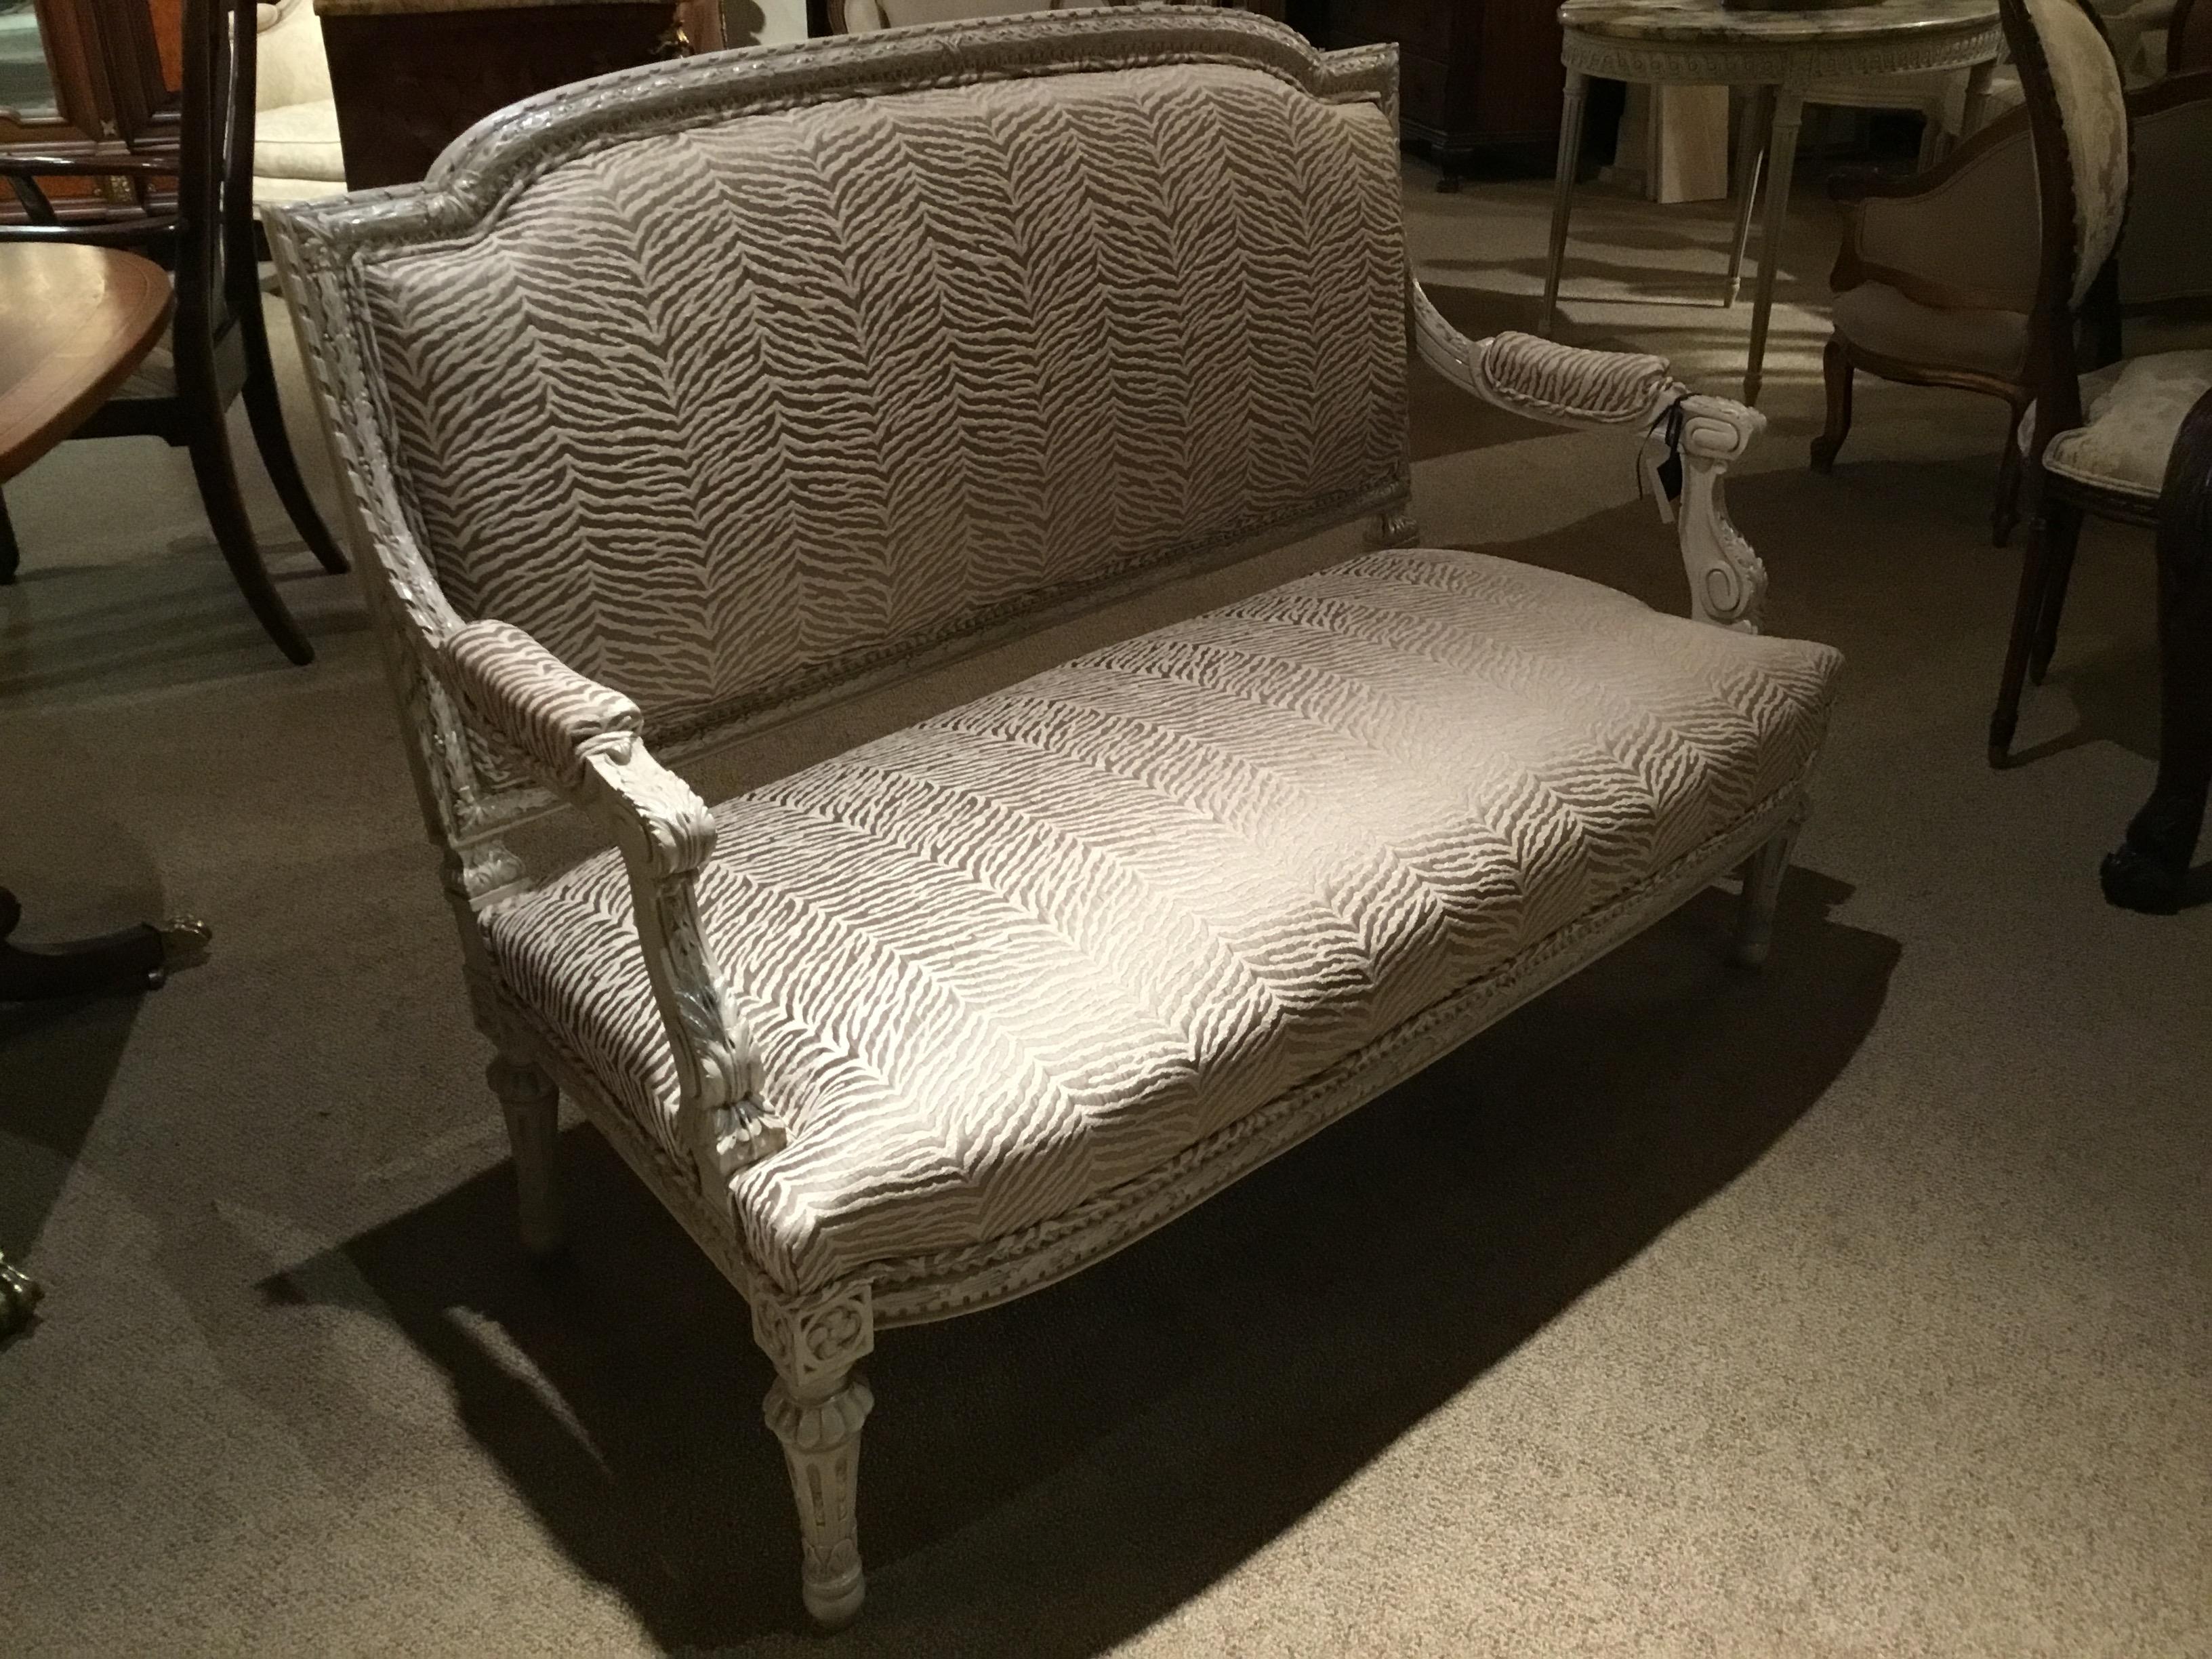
{"left": 1540, "top": 0, "right": 2003, "bottom": 405}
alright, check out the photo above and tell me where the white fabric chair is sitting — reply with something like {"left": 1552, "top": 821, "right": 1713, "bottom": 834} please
{"left": 252, "top": 0, "right": 344, "bottom": 206}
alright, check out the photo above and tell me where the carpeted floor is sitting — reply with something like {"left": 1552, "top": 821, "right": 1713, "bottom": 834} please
{"left": 2, "top": 160, "right": 2206, "bottom": 1658}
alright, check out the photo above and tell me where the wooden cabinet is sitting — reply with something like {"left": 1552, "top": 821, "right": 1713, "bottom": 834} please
{"left": 317, "top": 0, "right": 708, "bottom": 190}
{"left": 1, "top": 0, "right": 181, "bottom": 214}
{"left": 1306, "top": 0, "right": 1564, "bottom": 171}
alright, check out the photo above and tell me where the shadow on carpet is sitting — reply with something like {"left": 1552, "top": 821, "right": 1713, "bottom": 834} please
{"left": 264, "top": 873, "right": 1899, "bottom": 1651}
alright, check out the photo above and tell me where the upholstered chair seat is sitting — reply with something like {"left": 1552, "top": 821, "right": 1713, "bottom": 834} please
{"left": 2034, "top": 350, "right": 2212, "bottom": 496}
{"left": 482, "top": 550, "right": 1837, "bottom": 1298}
{"left": 1828, "top": 281, "right": 2031, "bottom": 379}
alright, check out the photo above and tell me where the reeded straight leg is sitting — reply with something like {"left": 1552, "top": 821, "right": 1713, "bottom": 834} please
{"left": 754, "top": 1283, "right": 876, "bottom": 1629}
{"left": 1539, "top": 70, "right": 1592, "bottom": 338}
{"left": 1726, "top": 85, "right": 1774, "bottom": 306}
{"left": 1734, "top": 804, "right": 1807, "bottom": 968}
{"left": 486, "top": 1052, "right": 562, "bottom": 1256}
{"left": 1742, "top": 87, "right": 1805, "bottom": 406}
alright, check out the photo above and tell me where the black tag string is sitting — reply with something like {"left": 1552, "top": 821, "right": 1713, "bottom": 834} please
{"left": 1636, "top": 397, "right": 1689, "bottom": 522}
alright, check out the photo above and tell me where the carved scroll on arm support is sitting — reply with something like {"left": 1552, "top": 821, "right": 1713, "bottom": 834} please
{"left": 1410, "top": 279, "right": 1769, "bottom": 632}
{"left": 437, "top": 619, "right": 787, "bottom": 1202}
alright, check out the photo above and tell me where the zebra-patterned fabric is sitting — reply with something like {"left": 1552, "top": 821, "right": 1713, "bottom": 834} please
{"left": 485, "top": 548, "right": 1843, "bottom": 1296}
{"left": 442, "top": 619, "right": 642, "bottom": 791}
{"left": 354, "top": 61, "right": 1407, "bottom": 747}
{"left": 1478, "top": 331, "right": 1676, "bottom": 428}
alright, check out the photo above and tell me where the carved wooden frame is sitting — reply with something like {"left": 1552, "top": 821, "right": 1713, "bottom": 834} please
{"left": 270, "top": 10, "right": 1797, "bottom": 1626}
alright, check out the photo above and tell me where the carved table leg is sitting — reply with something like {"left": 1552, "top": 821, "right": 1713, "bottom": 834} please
{"left": 0, "top": 1248, "right": 42, "bottom": 1338}
{"left": 755, "top": 1282, "right": 876, "bottom": 1629}
{"left": 1733, "top": 802, "right": 1807, "bottom": 968}
{"left": 486, "top": 1053, "right": 563, "bottom": 1256}
{"left": 0, "top": 888, "right": 211, "bottom": 1003}
{"left": 1726, "top": 85, "right": 1774, "bottom": 308}
{"left": 1742, "top": 85, "right": 1805, "bottom": 407}
{"left": 1539, "top": 69, "right": 1591, "bottom": 338}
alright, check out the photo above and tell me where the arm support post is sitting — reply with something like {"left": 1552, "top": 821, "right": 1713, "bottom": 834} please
{"left": 1411, "top": 281, "right": 1768, "bottom": 630}
{"left": 439, "top": 619, "right": 787, "bottom": 1202}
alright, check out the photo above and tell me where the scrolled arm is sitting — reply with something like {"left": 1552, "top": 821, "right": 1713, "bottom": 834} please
{"left": 1412, "top": 281, "right": 1768, "bottom": 631}
{"left": 438, "top": 620, "right": 787, "bottom": 1196}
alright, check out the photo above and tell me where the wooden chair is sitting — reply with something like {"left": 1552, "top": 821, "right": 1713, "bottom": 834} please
{"left": 2102, "top": 382, "right": 2212, "bottom": 908}
{"left": 1989, "top": 0, "right": 2212, "bottom": 769}
{"left": 1814, "top": 107, "right": 2042, "bottom": 546}
{"left": 0, "top": 0, "right": 347, "bottom": 665}
{"left": 2171, "top": 0, "right": 2211, "bottom": 70}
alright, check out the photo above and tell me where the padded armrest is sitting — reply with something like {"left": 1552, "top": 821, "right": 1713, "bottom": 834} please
{"left": 436, "top": 617, "right": 785, "bottom": 1188}
{"left": 1411, "top": 279, "right": 1769, "bottom": 631}
{"left": 441, "top": 619, "right": 642, "bottom": 791}
{"left": 1412, "top": 283, "right": 1682, "bottom": 430}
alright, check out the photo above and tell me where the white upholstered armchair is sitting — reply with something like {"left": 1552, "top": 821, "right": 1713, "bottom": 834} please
{"left": 253, "top": 0, "right": 344, "bottom": 206}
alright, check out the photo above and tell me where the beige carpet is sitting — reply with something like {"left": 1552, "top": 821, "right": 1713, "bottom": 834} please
{"left": 3, "top": 162, "right": 2206, "bottom": 1658}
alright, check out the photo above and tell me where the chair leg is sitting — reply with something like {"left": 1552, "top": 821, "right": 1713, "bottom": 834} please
{"left": 237, "top": 301, "right": 348, "bottom": 575}
{"left": 2028, "top": 504, "right": 2083, "bottom": 684}
{"left": 2103, "top": 389, "right": 2212, "bottom": 912}
{"left": 1992, "top": 405, "right": 2026, "bottom": 548}
{"left": 1809, "top": 334, "right": 1853, "bottom": 473}
{"left": 1372, "top": 506, "right": 1418, "bottom": 548}
{"left": 1733, "top": 801, "right": 1806, "bottom": 968}
{"left": 0, "top": 487, "right": 18, "bottom": 586}
{"left": 756, "top": 1284, "right": 876, "bottom": 1630}
{"left": 186, "top": 419, "right": 314, "bottom": 665}
{"left": 1990, "top": 499, "right": 2079, "bottom": 765}
{"left": 486, "top": 1052, "right": 563, "bottom": 1257}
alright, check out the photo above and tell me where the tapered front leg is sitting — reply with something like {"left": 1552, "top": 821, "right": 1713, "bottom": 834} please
{"left": 755, "top": 1282, "right": 876, "bottom": 1629}
{"left": 486, "top": 1052, "right": 562, "bottom": 1257}
{"left": 1540, "top": 70, "right": 1591, "bottom": 337}
{"left": 1734, "top": 802, "right": 1807, "bottom": 968}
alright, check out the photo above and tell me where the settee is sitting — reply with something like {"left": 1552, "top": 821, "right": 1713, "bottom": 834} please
{"left": 269, "top": 9, "right": 1844, "bottom": 1626}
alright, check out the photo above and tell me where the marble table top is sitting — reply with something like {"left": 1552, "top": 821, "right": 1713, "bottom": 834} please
{"left": 1557, "top": 0, "right": 1999, "bottom": 45}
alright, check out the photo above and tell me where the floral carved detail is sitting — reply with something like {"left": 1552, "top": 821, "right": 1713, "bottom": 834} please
{"left": 752, "top": 1279, "right": 876, "bottom": 1395}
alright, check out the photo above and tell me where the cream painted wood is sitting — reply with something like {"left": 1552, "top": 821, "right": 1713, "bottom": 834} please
{"left": 267, "top": 12, "right": 1819, "bottom": 1626}
{"left": 1610, "top": 81, "right": 1732, "bottom": 202}
{"left": 1542, "top": 0, "right": 2003, "bottom": 405}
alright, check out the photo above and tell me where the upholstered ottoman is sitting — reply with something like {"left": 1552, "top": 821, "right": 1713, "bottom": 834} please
{"left": 270, "top": 9, "right": 1841, "bottom": 1626}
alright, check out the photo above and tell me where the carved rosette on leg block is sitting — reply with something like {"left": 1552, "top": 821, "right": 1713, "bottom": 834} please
{"left": 755, "top": 1281, "right": 876, "bottom": 1629}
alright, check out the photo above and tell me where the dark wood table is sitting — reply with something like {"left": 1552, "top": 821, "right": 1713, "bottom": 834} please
{"left": 2, "top": 243, "right": 212, "bottom": 1333}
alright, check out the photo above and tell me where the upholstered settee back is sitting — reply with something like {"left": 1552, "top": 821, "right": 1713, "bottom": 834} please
{"left": 285, "top": 17, "right": 1408, "bottom": 789}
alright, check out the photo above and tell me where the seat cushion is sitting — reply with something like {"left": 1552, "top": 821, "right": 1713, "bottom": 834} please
{"left": 2041, "top": 349, "right": 2212, "bottom": 498}
{"left": 253, "top": 100, "right": 344, "bottom": 186}
{"left": 485, "top": 549, "right": 1842, "bottom": 1296}
{"left": 1831, "top": 281, "right": 2030, "bottom": 382}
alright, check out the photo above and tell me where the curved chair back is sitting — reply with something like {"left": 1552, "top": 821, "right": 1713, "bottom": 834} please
{"left": 2001, "top": 0, "right": 2131, "bottom": 437}
{"left": 267, "top": 13, "right": 1409, "bottom": 837}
